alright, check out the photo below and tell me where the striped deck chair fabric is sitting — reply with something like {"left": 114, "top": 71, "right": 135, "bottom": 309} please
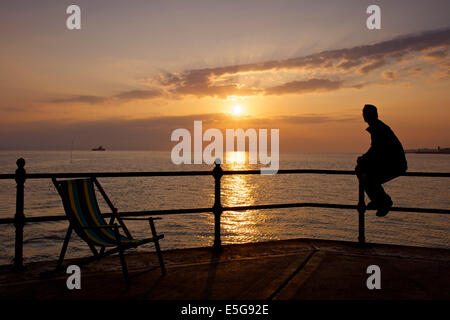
{"left": 58, "top": 178, "right": 139, "bottom": 247}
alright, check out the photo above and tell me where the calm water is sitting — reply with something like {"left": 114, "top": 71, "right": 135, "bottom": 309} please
{"left": 0, "top": 151, "right": 449, "bottom": 265}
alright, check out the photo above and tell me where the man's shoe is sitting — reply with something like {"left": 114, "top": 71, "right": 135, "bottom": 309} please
{"left": 376, "top": 198, "right": 393, "bottom": 217}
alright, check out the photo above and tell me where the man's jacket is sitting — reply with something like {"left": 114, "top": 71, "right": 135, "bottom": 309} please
{"left": 360, "top": 119, "right": 407, "bottom": 173}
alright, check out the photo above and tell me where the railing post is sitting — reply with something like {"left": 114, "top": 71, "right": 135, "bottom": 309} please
{"left": 13, "top": 158, "right": 26, "bottom": 271}
{"left": 357, "top": 180, "right": 366, "bottom": 245}
{"left": 212, "top": 160, "right": 223, "bottom": 250}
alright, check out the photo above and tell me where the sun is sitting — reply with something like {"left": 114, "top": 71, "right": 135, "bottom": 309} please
{"left": 232, "top": 104, "right": 243, "bottom": 115}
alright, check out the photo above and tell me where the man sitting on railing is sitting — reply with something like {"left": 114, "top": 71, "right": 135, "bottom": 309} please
{"left": 356, "top": 104, "right": 407, "bottom": 217}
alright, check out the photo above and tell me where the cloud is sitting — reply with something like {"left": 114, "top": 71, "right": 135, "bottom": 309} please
{"left": 50, "top": 88, "right": 163, "bottom": 105}
{"left": 424, "top": 49, "right": 448, "bottom": 59}
{"left": 382, "top": 70, "right": 397, "bottom": 80}
{"left": 50, "top": 95, "right": 108, "bottom": 104}
{"left": 359, "top": 59, "right": 387, "bottom": 74}
{"left": 114, "top": 89, "right": 163, "bottom": 101}
{"left": 265, "top": 79, "right": 344, "bottom": 95}
{"left": 155, "top": 28, "right": 450, "bottom": 98}
{"left": 250, "top": 114, "right": 358, "bottom": 125}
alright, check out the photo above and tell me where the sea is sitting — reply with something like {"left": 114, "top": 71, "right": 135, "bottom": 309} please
{"left": 0, "top": 150, "right": 449, "bottom": 265}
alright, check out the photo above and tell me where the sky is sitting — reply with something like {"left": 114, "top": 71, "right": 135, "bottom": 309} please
{"left": 0, "top": 0, "right": 449, "bottom": 152}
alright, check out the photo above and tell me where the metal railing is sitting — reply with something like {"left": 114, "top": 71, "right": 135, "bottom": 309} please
{"left": 1, "top": 158, "right": 449, "bottom": 271}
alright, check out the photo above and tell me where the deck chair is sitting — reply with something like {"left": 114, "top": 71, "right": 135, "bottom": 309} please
{"left": 52, "top": 177, "right": 165, "bottom": 288}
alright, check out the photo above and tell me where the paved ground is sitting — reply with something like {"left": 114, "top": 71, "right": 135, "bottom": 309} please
{"left": 0, "top": 238, "right": 449, "bottom": 300}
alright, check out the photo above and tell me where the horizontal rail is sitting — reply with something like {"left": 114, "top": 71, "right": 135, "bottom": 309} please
{"left": 1, "top": 202, "right": 449, "bottom": 225}
{"left": 0, "top": 171, "right": 212, "bottom": 180}
{"left": 0, "top": 207, "right": 213, "bottom": 224}
{"left": 225, "top": 170, "right": 450, "bottom": 177}
{"left": 0, "top": 169, "right": 449, "bottom": 180}
{"left": 223, "top": 203, "right": 450, "bottom": 214}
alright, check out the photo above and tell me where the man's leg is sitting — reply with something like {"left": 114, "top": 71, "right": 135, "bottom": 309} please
{"left": 359, "top": 171, "right": 394, "bottom": 216}
{"left": 362, "top": 175, "right": 388, "bottom": 203}
{"left": 356, "top": 158, "right": 404, "bottom": 216}
{"left": 365, "top": 176, "right": 391, "bottom": 203}
{"left": 368, "top": 172, "right": 403, "bottom": 216}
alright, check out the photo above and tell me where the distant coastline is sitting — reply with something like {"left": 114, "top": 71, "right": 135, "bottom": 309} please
{"left": 405, "top": 147, "right": 450, "bottom": 154}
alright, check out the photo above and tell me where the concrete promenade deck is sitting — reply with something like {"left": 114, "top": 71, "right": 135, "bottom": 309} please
{"left": 0, "top": 238, "right": 449, "bottom": 300}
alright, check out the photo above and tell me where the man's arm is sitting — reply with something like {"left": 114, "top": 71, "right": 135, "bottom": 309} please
{"left": 359, "top": 145, "right": 376, "bottom": 163}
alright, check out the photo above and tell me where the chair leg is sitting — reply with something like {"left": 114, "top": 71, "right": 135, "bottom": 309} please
{"left": 88, "top": 242, "right": 99, "bottom": 258}
{"left": 118, "top": 247, "right": 130, "bottom": 289}
{"left": 114, "top": 225, "right": 130, "bottom": 288}
{"left": 57, "top": 225, "right": 73, "bottom": 270}
{"left": 149, "top": 218, "right": 166, "bottom": 275}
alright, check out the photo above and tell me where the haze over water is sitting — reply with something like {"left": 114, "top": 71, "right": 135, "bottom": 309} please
{"left": 0, "top": 150, "right": 449, "bottom": 265}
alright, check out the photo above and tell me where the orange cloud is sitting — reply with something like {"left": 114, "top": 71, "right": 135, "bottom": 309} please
{"left": 382, "top": 70, "right": 397, "bottom": 80}
{"left": 50, "top": 89, "right": 163, "bottom": 105}
{"left": 155, "top": 28, "right": 450, "bottom": 98}
{"left": 265, "top": 79, "right": 344, "bottom": 95}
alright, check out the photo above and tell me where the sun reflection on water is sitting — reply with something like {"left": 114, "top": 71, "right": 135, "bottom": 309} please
{"left": 225, "top": 151, "right": 246, "bottom": 167}
{"left": 221, "top": 151, "right": 262, "bottom": 243}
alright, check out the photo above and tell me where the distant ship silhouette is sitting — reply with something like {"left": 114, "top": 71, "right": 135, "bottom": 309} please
{"left": 91, "top": 145, "right": 106, "bottom": 151}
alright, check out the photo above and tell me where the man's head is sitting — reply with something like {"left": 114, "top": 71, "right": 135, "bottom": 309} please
{"left": 363, "top": 104, "right": 378, "bottom": 124}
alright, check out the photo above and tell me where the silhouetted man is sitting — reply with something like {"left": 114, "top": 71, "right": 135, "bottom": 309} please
{"left": 356, "top": 104, "right": 407, "bottom": 217}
